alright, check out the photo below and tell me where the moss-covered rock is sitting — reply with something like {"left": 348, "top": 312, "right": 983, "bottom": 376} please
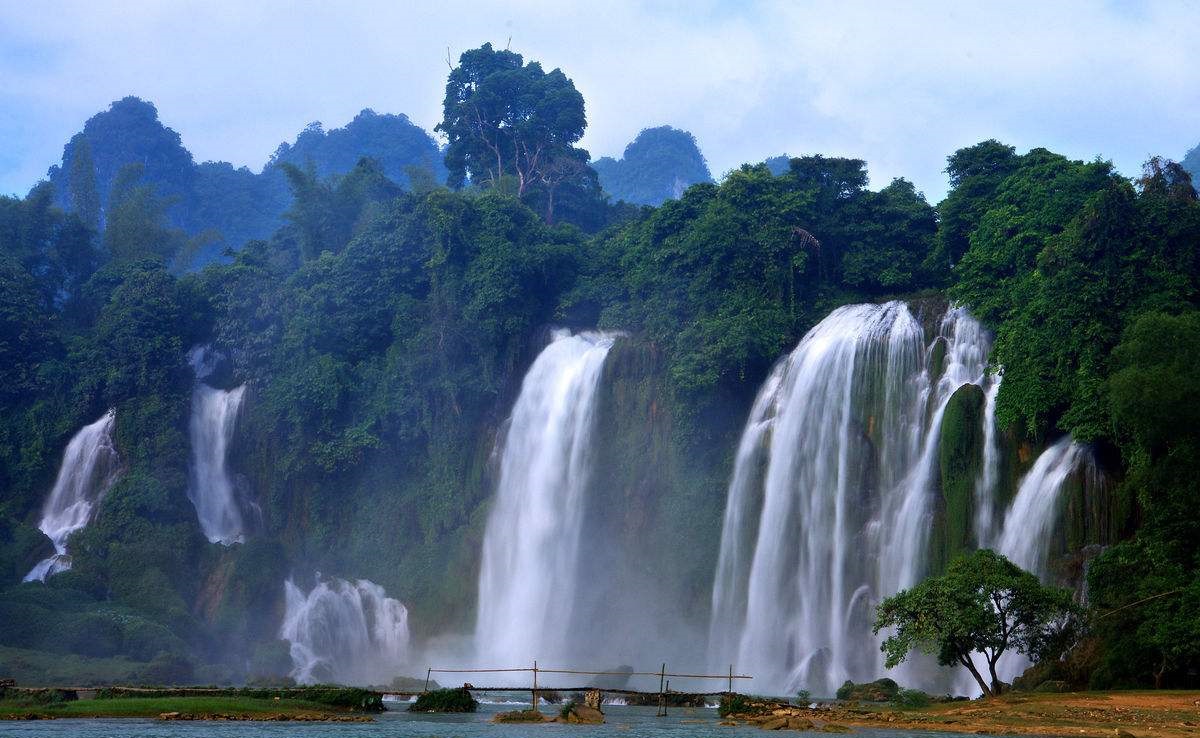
{"left": 931, "top": 382, "right": 984, "bottom": 572}
{"left": 835, "top": 678, "right": 899, "bottom": 702}
{"left": 493, "top": 708, "right": 549, "bottom": 722}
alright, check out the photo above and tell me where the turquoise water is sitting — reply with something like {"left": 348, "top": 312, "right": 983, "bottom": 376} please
{"left": 0, "top": 704, "right": 1032, "bottom": 737}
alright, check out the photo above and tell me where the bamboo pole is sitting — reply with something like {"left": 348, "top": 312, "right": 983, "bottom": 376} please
{"left": 532, "top": 660, "right": 539, "bottom": 714}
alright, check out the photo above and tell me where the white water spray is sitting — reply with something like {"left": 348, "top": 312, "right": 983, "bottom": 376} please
{"left": 473, "top": 329, "right": 618, "bottom": 667}
{"left": 187, "top": 347, "right": 247, "bottom": 544}
{"left": 280, "top": 576, "right": 411, "bottom": 685}
{"left": 23, "top": 409, "right": 120, "bottom": 582}
{"left": 709, "top": 302, "right": 994, "bottom": 695}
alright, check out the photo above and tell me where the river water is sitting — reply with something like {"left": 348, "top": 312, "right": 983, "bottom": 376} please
{"left": 0, "top": 704, "right": 1034, "bottom": 737}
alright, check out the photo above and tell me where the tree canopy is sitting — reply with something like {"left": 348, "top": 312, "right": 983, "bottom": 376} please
{"left": 874, "top": 550, "right": 1080, "bottom": 697}
{"left": 437, "top": 43, "right": 587, "bottom": 198}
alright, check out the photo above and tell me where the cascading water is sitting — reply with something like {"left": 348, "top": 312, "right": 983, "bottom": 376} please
{"left": 280, "top": 576, "right": 411, "bottom": 685}
{"left": 967, "top": 436, "right": 1093, "bottom": 690}
{"left": 23, "top": 409, "right": 121, "bottom": 582}
{"left": 996, "top": 437, "right": 1086, "bottom": 579}
{"left": 473, "top": 329, "right": 618, "bottom": 667}
{"left": 973, "top": 373, "right": 1003, "bottom": 548}
{"left": 187, "top": 346, "right": 247, "bottom": 545}
{"left": 708, "top": 302, "right": 994, "bottom": 695}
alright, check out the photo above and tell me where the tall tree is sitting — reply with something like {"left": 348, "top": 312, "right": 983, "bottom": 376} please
{"left": 437, "top": 43, "right": 587, "bottom": 197}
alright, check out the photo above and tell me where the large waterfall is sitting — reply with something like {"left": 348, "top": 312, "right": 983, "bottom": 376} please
{"left": 474, "top": 329, "right": 618, "bottom": 667}
{"left": 708, "top": 302, "right": 994, "bottom": 695}
{"left": 24, "top": 409, "right": 121, "bottom": 582}
{"left": 187, "top": 346, "right": 247, "bottom": 545}
{"left": 280, "top": 576, "right": 411, "bottom": 685}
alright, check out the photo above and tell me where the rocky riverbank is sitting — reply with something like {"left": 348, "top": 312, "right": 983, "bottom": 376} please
{"left": 722, "top": 691, "right": 1200, "bottom": 737}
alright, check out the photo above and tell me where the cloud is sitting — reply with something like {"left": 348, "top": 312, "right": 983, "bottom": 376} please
{"left": 0, "top": 0, "right": 1197, "bottom": 200}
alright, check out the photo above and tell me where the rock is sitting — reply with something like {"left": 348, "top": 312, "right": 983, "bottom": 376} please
{"left": 493, "top": 708, "right": 550, "bottom": 723}
{"left": 1114, "top": 731, "right": 1137, "bottom": 738}
{"left": 835, "top": 679, "right": 900, "bottom": 702}
{"left": 786, "top": 716, "right": 814, "bottom": 730}
{"left": 759, "top": 717, "right": 789, "bottom": 730}
{"left": 159, "top": 712, "right": 181, "bottom": 720}
{"left": 563, "top": 704, "right": 605, "bottom": 724}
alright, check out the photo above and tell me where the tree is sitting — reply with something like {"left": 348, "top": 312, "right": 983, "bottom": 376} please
{"left": 279, "top": 157, "right": 402, "bottom": 261}
{"left": 927, "top": 140, "right": 1019, "bottom": 272}
{"left": 874, "top": 549, "right": 1079, "bottom": 697}
{"left": 102, "top": 163, "right": 191, "bottom": 267}
{"left": 437, "top": 43, "right": 587, "bottom": 197}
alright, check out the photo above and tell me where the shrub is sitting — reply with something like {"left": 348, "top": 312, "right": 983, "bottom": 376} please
{"left": 408, "top": 687, "right": 477, "bottom": 713}
{"left": 892, "top": 689, "right": 931, "bottom": 709}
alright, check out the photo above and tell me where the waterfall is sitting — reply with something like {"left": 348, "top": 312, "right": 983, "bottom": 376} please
{"left": 23, "top": 409, "right": 121, "bottom": 582}
{"left": 187, "top": 346, "right": 247, "bottom": 545}
{"left": 473, "top": 329, "right": 618, "bottom": 667}
{"left": 996, "top": 437, "right": 1085, "bottom": 578}
{"left": 280, "top": 576, "right": 411, "bottom": 685}
{"left": 973, "top": 372, "right": 1003, "bottom": 548}
{"left": 708, "top": 302, "right": 993, "bottom": 695}
{"left": 969, "top": 436, "right": 1090, "bottom": 690}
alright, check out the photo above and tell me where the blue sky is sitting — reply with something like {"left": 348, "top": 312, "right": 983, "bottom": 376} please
{"left": 1, "top": 0, "right": 1198, "bottom": 201}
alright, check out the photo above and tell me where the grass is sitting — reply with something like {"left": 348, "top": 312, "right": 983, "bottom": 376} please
{"left": 0, "top": 695, "right": 348, "bottom": 719}
{"left": 0, "top": 645, "right": 146, "bottom": 685}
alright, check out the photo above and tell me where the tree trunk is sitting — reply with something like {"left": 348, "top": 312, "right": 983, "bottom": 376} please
{"left": 545, "top": 187, "right": 556, "bottom": 224}
{"left": 959, "top": 655, "right": 993, "bottom": 697}
{"left": 1154, "top": 654, "right": 1167, "bottom": 689}
{"left": 987, "top": 654, "right": 1004, "bottom": 696}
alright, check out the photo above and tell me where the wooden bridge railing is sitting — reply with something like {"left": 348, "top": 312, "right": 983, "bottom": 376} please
{"left": 422, "top": 662, "right": 752, "bottom": 715}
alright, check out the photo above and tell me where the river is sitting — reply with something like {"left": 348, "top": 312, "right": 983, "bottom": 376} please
{"left": 0, "top": 704, "right": 1034, "bottom": 737}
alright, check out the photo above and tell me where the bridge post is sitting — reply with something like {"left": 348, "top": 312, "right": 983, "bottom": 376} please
{"left": 424, "top": 667, "right": 431, "bottom": 693}
{"left": 532, "top": 660, "right": 539, "bottom": 714}
{"left": 657, "top": 663, "right": 666, "bottom": 717}
{"left": 728, "top": 664, "right": 733, "bottom": 693}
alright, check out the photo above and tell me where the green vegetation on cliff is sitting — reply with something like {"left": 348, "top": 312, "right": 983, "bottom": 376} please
{"left": 0, "top": 42, "right": 1198, "bottom": 690}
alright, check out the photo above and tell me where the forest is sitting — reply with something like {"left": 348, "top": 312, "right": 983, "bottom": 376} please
{"left": 0, "top": 41, "right": 1198, "bottom": 691}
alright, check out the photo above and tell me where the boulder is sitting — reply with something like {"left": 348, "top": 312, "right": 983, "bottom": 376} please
{"left": 562, "top": 703, "right": 605, "bottom": 724}
{"left": 835, "top": 679, "right": 900, "bottom": 702}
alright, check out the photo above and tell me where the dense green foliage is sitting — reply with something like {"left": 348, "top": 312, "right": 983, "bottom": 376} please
{"left": 940, "top": 148, "right": 1200, "bottom": 687}
{"left": 874, "top": 550, "right": 1079, "bottom": 697}
{"left": 0, "top": 43, "right": 1197, "bottom": 690}
{"left": 45, "top": 98, "right": 448, "bottom": 268}
{"left": 592, "top": 126, "right": 713, "bottom": 206}
{"left": 409, "top": 687, "right": 477, "bottom": 712}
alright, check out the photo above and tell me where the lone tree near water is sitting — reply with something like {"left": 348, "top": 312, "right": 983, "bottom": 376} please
{"left": 873, "top": 549, "right": 1080, "bottom": 697}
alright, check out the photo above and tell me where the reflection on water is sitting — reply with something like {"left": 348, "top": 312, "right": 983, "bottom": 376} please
{"left": 0, "top": 704, "right": 1036, "bottom": 737}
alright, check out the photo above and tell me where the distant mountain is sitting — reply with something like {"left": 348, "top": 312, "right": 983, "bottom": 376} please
{"left": 763, "top": 155, "right": 791, "bottom": 176}
{"left": 46, "top": 97, "right": 445, "bottom": 267}
{"left": 1184, "top": 143, "right": 1200, "bottom": 185}
{"left": 269, "top": 109, "right": 447, "bottom": 188}
{"left": 592, "top": 126, "right": 712, "bottom": 206}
